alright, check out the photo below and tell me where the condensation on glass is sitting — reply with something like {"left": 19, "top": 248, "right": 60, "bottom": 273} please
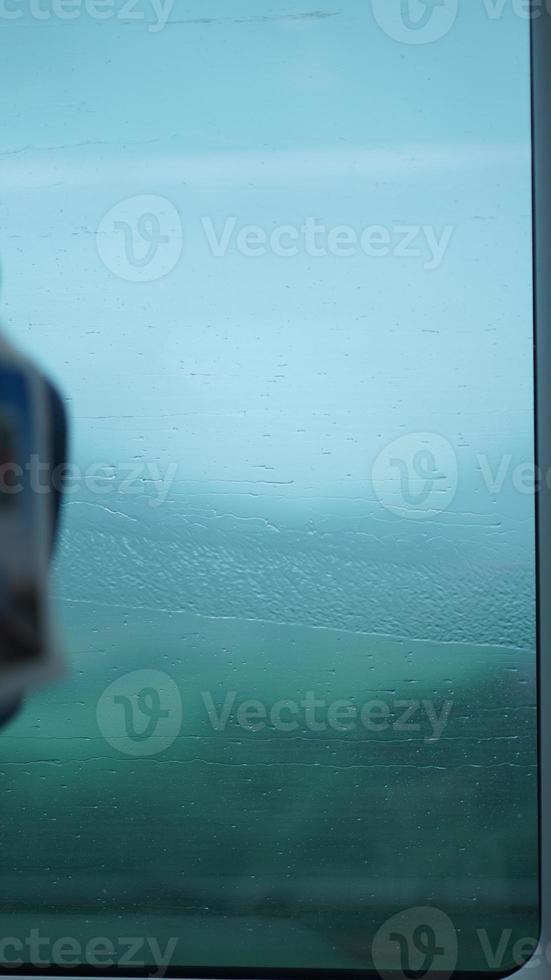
{"left": 0, "top": 1, "right": 537, "bottom": 974}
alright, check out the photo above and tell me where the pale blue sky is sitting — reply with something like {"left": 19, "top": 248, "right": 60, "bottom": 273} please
{"left": 0, "top": 0, "right": 534, "bottom": 527}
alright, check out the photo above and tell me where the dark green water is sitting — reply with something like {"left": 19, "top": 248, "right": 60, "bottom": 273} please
{"left": 0, "top": 596, "right": 538, "bottom": 973}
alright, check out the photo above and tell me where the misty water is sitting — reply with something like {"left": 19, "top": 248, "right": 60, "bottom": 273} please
{"left": 0, "top": 475, "right": 538, "bottom": 970}
{"left": 0, "top": 0, "right": 539, "bottom": 973}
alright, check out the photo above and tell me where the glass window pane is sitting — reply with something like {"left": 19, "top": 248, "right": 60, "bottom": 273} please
{"left": 0, "top": 1, "right": 537, "bottom": 975}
